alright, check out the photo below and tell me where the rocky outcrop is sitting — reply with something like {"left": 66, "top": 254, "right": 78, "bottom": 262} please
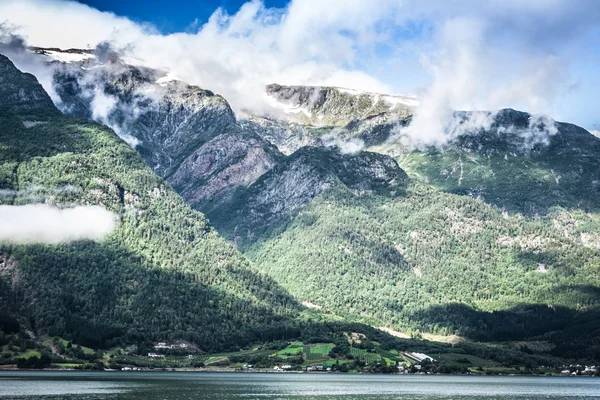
{"left": 49, "top": 57, "right": 283, "bottom": 211}
{"left": 52, "top": 62, "right": 237, "bottom": 177}
{"left": 130, "top": 82, "right": 236, "bottom": 177}
{"left": 206, "top": 146, "right": 408, "bottom": 244}
{"left": 265, "top": 83, "right": 416, "bottom": 126}
{"left": 243, "top": 84, "right": 416, "bottom": 154}
{"left": 169, "top": 129, "right": 282, "bottom": 210}
{"left": 447, "top": 109, "right": 599, "bottom": 157}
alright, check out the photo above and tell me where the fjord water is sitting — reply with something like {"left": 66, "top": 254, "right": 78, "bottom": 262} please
{"left": 0, "top": 372, "right": 599, "bottom": 399}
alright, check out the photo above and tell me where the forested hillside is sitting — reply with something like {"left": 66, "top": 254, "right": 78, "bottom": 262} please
{"left": 0, "top": 54, "right": 302, "bottom": 352}
{"left": 5, "top": 49, "right": 599, "bottom": 363}
{"left": 391, "top": 109, "right": 600, "bottom": 216}
{"left": 203, "top": 104, "right": 600, "bottom": 360}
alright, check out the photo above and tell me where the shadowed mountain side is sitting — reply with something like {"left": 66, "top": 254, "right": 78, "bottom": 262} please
{"left": 1, "top": 241, "right": 300, "bottom": 351}
{"left": 53, "top": 62, "right": 238, "bottom": 177}
{"left": 0, "top": 54, "right": 303, "bottom": 351}
{"left": 0, "top": 56, "right": 60, "bottom": 120}
{"left": 203, "top": 146, "right": 408, "bottom": 247}
{"left": 52, "top": 61, "right": 286, "bottom": 211}
{"left": 412, "top": 301, "right": 600, "bottom": 360}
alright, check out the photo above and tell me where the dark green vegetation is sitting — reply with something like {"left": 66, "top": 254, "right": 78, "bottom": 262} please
{"left": 0, "top": 54, "right": 302, "bottom": 352}
{"left": 397, "top": 109, "right": 600, "bottom": 215}
{"left": 204, "top": 110, "right": 600, "bottom": 361}
{"left": 1, "top": 52, "right": 599, "bottom": 372}
{"left": 100, "top": 323, "right": 584, "bottom": 375}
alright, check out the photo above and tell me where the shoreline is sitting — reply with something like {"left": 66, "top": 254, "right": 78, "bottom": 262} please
{"left": 0, "top": 366, "right": 596, "bottom": 377}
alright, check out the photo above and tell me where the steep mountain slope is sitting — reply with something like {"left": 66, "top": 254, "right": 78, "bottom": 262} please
{"left": 392, "top": 109, "right": 600, "bottom": 216}
{"left": 0, "top": 54, "right": 301, "bottom": 351}
{"left": 206, "top": 99, "right": 600, "bottom": 359}
{"left": 205, "top": 146, "right": 407, "bottom": 243}
{"left": 50, "top": 57, "right": 280, "bottom": 209}
{"left": 208, "top": 162, "right": 600, "bottom": 355}
{"left": 32, "top": 50, "right": 600, "bottom": 359}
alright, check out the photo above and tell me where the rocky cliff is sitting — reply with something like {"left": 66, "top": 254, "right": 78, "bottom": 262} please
{"left": 48, "top": 52, "right": 281, "bottom": 210}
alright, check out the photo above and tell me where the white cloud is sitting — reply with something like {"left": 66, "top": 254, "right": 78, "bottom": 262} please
{"left": 591, "top": 130, "right": 600, "bottom": 138}
{"left": 0, "top": 0, "right": 598, "bottom": 143}
{"left": 88, "top": 86, "right": 141, "bottom": 147}
{"left": 0, "top": 204, "right": 116, "bottom": 244}
{"left": 0, "top": 0, "right": 150, "bottom": 49}
{"left": 1, "top": 0, "right": 397, "bottom": 115}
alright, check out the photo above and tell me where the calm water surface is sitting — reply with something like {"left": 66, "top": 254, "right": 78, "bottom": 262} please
{"left": 0, "top": 371, "right": 598, "bottom": 399}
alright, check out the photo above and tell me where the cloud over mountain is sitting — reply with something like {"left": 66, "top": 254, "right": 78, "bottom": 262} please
{"left": 1, "top": 0, "right": 598, "bottom": 142}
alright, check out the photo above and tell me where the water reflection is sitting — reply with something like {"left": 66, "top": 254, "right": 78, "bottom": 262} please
{"left": 0, "top": 372, "right": 598, "bottom": 400}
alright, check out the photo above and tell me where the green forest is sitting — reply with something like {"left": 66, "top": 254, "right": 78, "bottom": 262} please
{"left": 206, "top": 132, "right": 600, "bottom": 360}
{"left": 0, "top": 54, "right": 302, "bottom": 352}
{"left": 1, "top": 52, "right": 600, "bottom": 371}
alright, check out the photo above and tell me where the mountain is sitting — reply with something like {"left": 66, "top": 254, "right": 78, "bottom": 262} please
{"left": 0, "top": 54, "right": 301, "bottom": 352}
{"left": 19, "top": 48, "right": 600, "bottom": 361}
{"left": 50, "top": 56, "right": 281, "bottom": 210}
{"left": 393, "top": 109, "right": 600, "bottom": 215}
{"left": 243, "top": 84, "right": 416, "bottom": 155}
{"left": 0, "top": 55, "right": 60, "bottom": 119}
{"left": 206, "top": 92, "right": 600, "bottom": 360}
{"left": 204, "top": 146, "right": 408, "bottom": 243}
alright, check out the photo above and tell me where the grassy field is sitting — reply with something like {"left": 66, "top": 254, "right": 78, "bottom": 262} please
{"left": 0, "top": 346, "right": 42, "bottom": 360}
{"left": 349, "top": 347, "right": 382, "bottom": 363}
{"left": 44, "top": 336, "right": 96, "bottom": 355}
{"left": 19, "top": 349, "right": 41, "bottom": 359}
{"left": 54, "top": 363, "right": 82, "bottom": 368}
{"left": 277, "top": 342, "right": 304, "bottom": 356}
{"left": 304, "top": 343, "right": 334, "bottom": 361}
{"left": 376, "top": 349, "right": 402, "bottom": 362}
{"left": 203, "top": 356, "right": 229, "bottom": 365}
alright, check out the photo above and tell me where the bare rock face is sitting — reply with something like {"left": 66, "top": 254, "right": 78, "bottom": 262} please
{"left": 130, "top": 82, "right": 237, "bottom": 177}
{"left": 242, "top": 84, "right": 417, "bottom": 154}
{"left": 47, "top": 56, "right": 290, "bottom": 212}
{"left": 206, "top": 146, "right": 408, "bottom": 245}
{"left": 265, "top": 84, "right": 416, "bottom": 126}
{"left": 240, "top": 116, "right": 318, "bottom": 156}
{"left": 169, "top": 130, "right": 282, "bottom": 209}
{"left": 52, "top": 62, "right": 237, "bottom": 177}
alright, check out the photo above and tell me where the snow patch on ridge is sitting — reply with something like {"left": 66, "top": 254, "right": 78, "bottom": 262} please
{"left": 40, "top": 50, "right": 95, "bottom": 63}
{"left": 156, "top": 72, "right": 179, "bottom": 85}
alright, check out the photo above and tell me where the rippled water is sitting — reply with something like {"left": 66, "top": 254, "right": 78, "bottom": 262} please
{"left": 0, "top": 371, "right": 598, "bottom": 399}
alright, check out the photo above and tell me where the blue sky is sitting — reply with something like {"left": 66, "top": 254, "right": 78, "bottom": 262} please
{"left": 79, "top": 0, "right": 289, "bottom": 33}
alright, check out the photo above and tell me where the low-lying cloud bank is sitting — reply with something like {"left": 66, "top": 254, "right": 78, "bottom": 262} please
{"left": 0, "top": 204, "right": 116, "bottom": 244}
